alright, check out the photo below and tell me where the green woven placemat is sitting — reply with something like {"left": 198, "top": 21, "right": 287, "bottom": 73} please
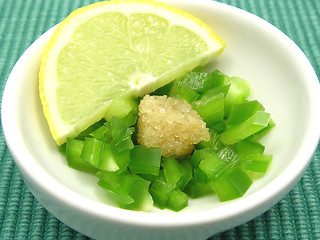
{"left": 0, "top": 0, "right": 319, "bottom": 239}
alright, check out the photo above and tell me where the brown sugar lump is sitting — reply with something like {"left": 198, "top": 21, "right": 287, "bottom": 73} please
{"left": 137, "top": 95, "right": 210, "bottom": 158}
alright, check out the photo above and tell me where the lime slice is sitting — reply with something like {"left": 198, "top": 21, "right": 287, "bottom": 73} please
{"left": 39, "top": 0, "right": 226, "bottom": 145}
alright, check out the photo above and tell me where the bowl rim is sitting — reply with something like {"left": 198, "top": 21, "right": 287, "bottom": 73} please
{"left": 2, "top": 0, "right": 320, "bottom": 228}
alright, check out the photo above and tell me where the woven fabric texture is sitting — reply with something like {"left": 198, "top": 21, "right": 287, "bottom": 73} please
{"left": 0, "top": 0, "right": 319, "bottom": 239}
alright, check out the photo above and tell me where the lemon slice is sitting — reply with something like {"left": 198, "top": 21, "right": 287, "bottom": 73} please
{"left": 39, "top": 0, "right": 226, "bottom": 145}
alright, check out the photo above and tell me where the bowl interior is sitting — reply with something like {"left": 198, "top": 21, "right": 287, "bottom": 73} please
{"left": 3, "top": 0, "right": 320, "bottom": 223}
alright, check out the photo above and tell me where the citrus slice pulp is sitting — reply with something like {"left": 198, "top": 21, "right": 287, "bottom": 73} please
{"left": 39, "top": 0, "right": 226, "bottom": 145}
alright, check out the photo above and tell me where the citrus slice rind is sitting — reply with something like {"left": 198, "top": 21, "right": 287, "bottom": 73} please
{"left": 39, "top": 0, "right": 226, "bottom": 145}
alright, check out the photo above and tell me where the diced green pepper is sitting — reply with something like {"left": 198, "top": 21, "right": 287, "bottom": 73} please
{"left": 97, "top": 171, "right": 152, "bottom": 211}
{"left": 112, "top": 134, "right": 134, "bottom": 153}
{"left": 193, "top": 167, "right": 210, "bottom": 184}
{"left": 98, "top": 180, "right": 134, "bottom": 206}
{"left": 170, "top": 70, "right": 227, "bottom": 94}
{"left": 220, "top": 111, "right": 271, "bottom": 145}
{"left": 176, "top": 159, "right": 193, "bottom": 190}
{"left": 81, "top": 137, "right": 104, "bottom": 167}
{"left": 237, "top": 138, "right": 265, "bottom": 158}
{"left": 162, "top": 156, "right": 184, "bottom": 189}
{"left": 120, "top": 110, "right": 139, "bottom": 127}
{"left": 149, "top": 179, "right": 171, "bottom": 209}
{"left": 106, "top": 117, "right": 130, "bottom": 144}
{"left": 191, "top": 148, "right": 213, "bottom": 168}
{"left": 60, "top": 67, "right": 277, "bottom": 211}
{"left": 149, "top": 158, "right": 191, "bottom": 211}
{"left": 211, "top": 121, "right": 227, "bottom": 133}
{"left": 66, "top": 138, "right": 97, "bottom": 173}
{"left": 89, "top": 125, "right": 109, "bottom": 141}
{"left": 105, "top": 96, "right": 138, "bottom": 122}
{"left": 241, "top": 154, "right": 272, "bottom": 173}
{"left": 184, "top": 180, "right": 214, "bottom": 199}
{"left": 114, "top": 150, "right": 131, "bottom": 172}
{"left": 173, "top": 86, "right": 200, "bottom": 103}
{"left": 196, "top": 129, "right": 223, "bottom": 151}
{"left": 121, "top": 174, "right": 152, "bottom": 211}
{"left": 99, "top": 143, "right": 120, "bottom": 172}
{"left": 167, "top": 189, "right": 188, "bottom": 212}
{"left": 76, "top": 119, "right": 105, "bottom": 140}
{"left": 139, "top": 169, "right": 165, "bottom": 182}
{"left": 103, "top": 117, "right": 135, "bottom": 153}
{"left": 129, "top": 145, "right": 161, "bottom": 175}
{"left": 192, "top": 93, "right": 224, "bottom": 128}
{"left": 151, "top": 81, "right": 174, "bottom": 96}
{"left": 226, "top": 100, "right": 265, "bottom": 128}
{"left": 199, "top": 84, "right": 230, "bottom": 100}
{"left": 253, "top": 118, "right": 276, "bottom": 139}
{"left": 228, "top": 166, "right": 253, "bottom": 195}
{"left": 199, "top": 152, "right": 230, "bottom": 180}
{"left": 224, "top": 77, "right": 251, "bottom": 118}
{"left": 217, "top": 146, "right": 239, "bottom": 165}
{"left": 97, "top": 171, "right": 134, "bottom": 206}
{"left": 58, "top": 143, "right": 66, "bottom": 154}
{"left": 211, "top": 166, "right": 252, "bottom": 201}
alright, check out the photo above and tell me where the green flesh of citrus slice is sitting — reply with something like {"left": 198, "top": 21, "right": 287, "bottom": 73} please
{"left": 39, "top": 0, "right": 226, "bottom": 145}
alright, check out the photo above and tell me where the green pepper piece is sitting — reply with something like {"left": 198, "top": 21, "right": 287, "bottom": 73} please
{"left": 199, "top": 152, "right": 230, "bottom": 180}
{"left": 199, "top": 84, "right": 230, "bottom": 100}
{"left": 228, "top": 166, "right": 253, "bottom": 195}
{"left": 99, "top": 143, "right": 120, "bottom": 172}
{"left": 253, "top": 118, "right": 276, "bottom": 139}
{"left": 97, "top": 171, "right": 134, "bottom": 206}
{"left": 149, "top": 159, "right": 191, "bottom": 211}
{"left": 170, "top": 70, "right": 227, "bottom": 94}
{"left": 167, "top": 189, "right": 188, "bottom": 212}
{"left": 198, "top": 146, "right": 238, "bottom": 181}
{"left": 217, "top": 146, "right": 239, "bottom": 163}
{"left": 151, "top": 81, "right": 174, "bottom": 96}
{"left": 114, "top": 150, "right": 131, "bottom": 172}
{"left": 129, "top": 145, "right": 161, "bottom": 175}
{"left": 191, "top": 148, "right": 213, "bottom": 168}
{"left": 193, "top": 167, "right": 210, "bottom": 184}
{"left": 97, "top": 171, "right": 152, "bottom": 211}
{"left": 226, "top": 100, "right": 265, "bottom": 128}
{"left": 237, "top": 138, "right": 265, "bottom": 158}
{"left": 174, "top": 86, "right": 200, "bottom": 104}
{"left": 184, "top": 180, "right": 214, "bottom": 199}
{"left": 106, "top": 117, "right": 129, "bottom": 144}
{"left": 176, "top": 159, "right": 193, "bottom": 190}
{"left": 162, "top": 156, "right": 184, "bottom": 189}
{"left": 196, "top": 129, "right": 223, "bottom": 151}
{"left": 120, "top": 110, "right": 139, "bottom": 127}
{"left": 121, "top": 174, "right": 152, "bottom": 211}
{"left": 98, "top": 180, "right": 134, "bottom": 206}
{"left": 76, "top": 119, "right": 105, "bottom": 140}
{"left": 241, "top": 154, "right": 272, "bottom": 173}
{"left": 58, "top": 143, "right": 66, "bottom": 154}
{"left": 66, "top": 138, "right": 97, "bottom": 173}
{"left": 105, "top": 96, "right": 138, "bottom": 122}
{"left": 224, "top": 77, "right": 251, "bottom": 118}
{"left": 220, "top": 111, "right": 271, "bottom": 145}
{"left": 211, "top": 121, "right": 227, "bottom": 133}
{"left": 149, "top": 179, "right": 171, "bottom": 209}
{"left": 192, "top": 93, "right": 224, "bottom": 128}
{"left": 81, "top": 137, "right": 104, "bottom": 167}
{"left": 89, "top": 125, "right": 109, "bottom": 141}
{"left": 211, "top": 166, "right": 252, "bottom": 201}
{"left": 112, "top": 134, "right": 134, "bottom": 153}
{"left": 103, "top": 117, "right": 135, "bottom": 153}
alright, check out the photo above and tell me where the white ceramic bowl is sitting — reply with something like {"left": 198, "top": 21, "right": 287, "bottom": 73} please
{"left": 2, "top": 0, "right": 320, "bottom": 239}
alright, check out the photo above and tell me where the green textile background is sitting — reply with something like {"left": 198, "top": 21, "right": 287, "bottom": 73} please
{"left": 0, "top": 0, "right": 319, "bottom": 239}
